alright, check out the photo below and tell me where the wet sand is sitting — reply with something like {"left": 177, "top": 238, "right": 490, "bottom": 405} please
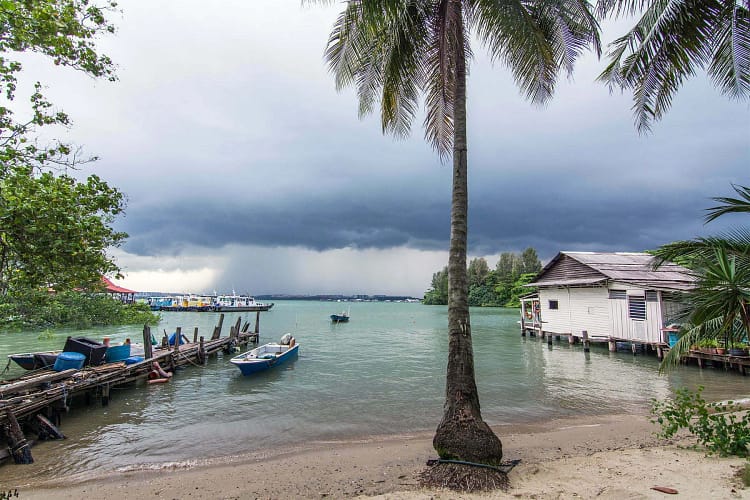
{"left": 8, "top": 413, "right": 749, "bottom": 499}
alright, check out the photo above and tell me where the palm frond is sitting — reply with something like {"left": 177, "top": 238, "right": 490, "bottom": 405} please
{"left": 705, "top": 184, "right": 750, "bottom": 223}
{"left": 598, "top": 0, "right": 719, "bottom": 132}
{"left": 707, "top": 1, "right": 750, "bottom": 99}
{"left": 472, "top": 0, "right": 598, "bottom": 104}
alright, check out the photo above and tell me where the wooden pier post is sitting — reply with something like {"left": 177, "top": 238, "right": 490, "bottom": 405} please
{"left": 199, "top": 336, "right": 206, "bottom": 364}
{"left": 193, "top": 327, "right": 199, "bottom": 343}
{"left": 212, "top": 314, "right": 225, "bottom": 340}
{"left": 568, "top": 335, "right": 576, "bottom": 345}
{"left": 255, "top": 311, "right": 260, "bottom": 334}
{"left": 101, "top": 384, "right": 110, "bottom": 407}
{"left": 582, "top": 331, "right": 590, "bottom": 353}
{"left": 143, "top": 325, "right": 153, "bottom": 360}
{"left": 4, "top": 409, "right": 33, "bottom": 464}
{"left": 631, "top": 342, "right": 637, "bottom": 356}
{"left": 174, "top": 327, "right": 181, "bottom": 353}
{"left": 608, "top": 338, "right": 616, "bottom": 352}
{"left": 547, "top": 333, "right": 553, "bottom": 346}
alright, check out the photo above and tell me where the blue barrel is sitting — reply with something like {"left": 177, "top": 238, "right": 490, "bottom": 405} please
{"left": 124, "top": 356, "right": 144, "bottom": 365}
{"left": 104, "top": 344, "right": 131, "bottom": 363}
{"left": 53, "top": 352, "right": 86, "bottom": 371}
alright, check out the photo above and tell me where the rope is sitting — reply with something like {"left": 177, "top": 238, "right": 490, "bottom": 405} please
{"left": 428, "top": 458, "right": 521, "bottom": 474}
{"left": 175, "top": 351, "right": 205, "bottom": 368}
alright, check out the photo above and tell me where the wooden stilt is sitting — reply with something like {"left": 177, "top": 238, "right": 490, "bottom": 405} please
{"left": 582, "top": 331, "right": 590, "bottom": 353}
{"left": 631, "top": 343, "right": 637, "bottom": 356}
{"left": 143, "top": 325, "right": 153, "bottom": 360}
{"left": 193, "top": 327, "right": 199, "bottom": 343}
{"left": 255, "top": 311, "right": 260, "bottom": 334}
{"left": 5, "top": 409, "right": 33, "bottom": 464}
{"left": 174, "top": 327, "right": 181, "bottom": 353}
{"left": 609, "top": 338, "right": 616, "bottom": 352}
{"left": 568, "top": 335, "right": 575, "bottom": 345}
{"left": 199, "top": 336, "right": 206, "bottom": 364}
{"left": 101, "top": 384, "right": 110, "bottom": 407}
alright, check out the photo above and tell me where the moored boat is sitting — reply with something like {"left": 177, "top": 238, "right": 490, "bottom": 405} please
{"left": 212, "top": 294, "right": 274, "bottom": 312}
{"left": 330, "top": 313, "right": 349, "bottom": 323}
{"left": 8, "top": 351, "right": 61, "bottom": 370}
{"left": 230, "top": 334, "right": 298, "bottom": 375}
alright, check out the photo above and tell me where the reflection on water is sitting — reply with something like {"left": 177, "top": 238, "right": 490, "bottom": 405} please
{"left": 1, "top": 302, "right": 748, "bottom": 483}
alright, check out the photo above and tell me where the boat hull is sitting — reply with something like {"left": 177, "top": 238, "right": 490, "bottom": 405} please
{"left": 230, "top": 344, "right": 298, "bottom": 376}
{"left": 8, "top": 352, "right": 60, "bottom": 370}
{"left": 330, "top": 314, "right": 349, "bottom": 323}
{"left": 214, "top": 303, "right": 274, "bottom": 312}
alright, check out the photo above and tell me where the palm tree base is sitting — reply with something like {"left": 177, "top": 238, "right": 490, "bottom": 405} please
{"left": 419, "top": 462, "right": 509, "bottom": 492}
{"left": 432, "top": 411, "right": 503, "bottom": 463}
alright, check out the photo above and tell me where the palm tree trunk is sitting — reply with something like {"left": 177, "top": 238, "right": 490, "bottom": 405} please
{"left": 433, "top": 0, "right": 503, "bottom": 465}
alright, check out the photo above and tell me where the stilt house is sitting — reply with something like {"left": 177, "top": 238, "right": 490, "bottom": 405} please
{"left": 521, "top": 252, "right": 696, "bottom": 345}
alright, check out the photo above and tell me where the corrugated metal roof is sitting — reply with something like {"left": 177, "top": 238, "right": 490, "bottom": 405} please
{"left": 530, "top": 251, "right": 696, "bottom": 289}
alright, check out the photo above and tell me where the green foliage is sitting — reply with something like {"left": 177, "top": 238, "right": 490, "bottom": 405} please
{"left": 651, "top": 387, "right": 750, "bottom": 458}
{"left": 423, "top": 266, "right": 448, "bottom": 305}
{"left": 0, "top": 1, "right": 125, "bottom": 300}
{"left": 424, "top": 250, "right": 541, "bottom": 307}
{"left": 0, "top": 0, "right": 118, "bottom": 173}
{"left": 0, "top": 290, "right": 158, "bottom": 329}
{"left": 0, "top": 168, "right": 127, "bottom": 294}
{"left": 656, "top": 185, "right": 750, "bottom": 371}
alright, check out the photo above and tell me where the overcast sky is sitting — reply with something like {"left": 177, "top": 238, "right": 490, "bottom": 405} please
{"left": 17, "top": 1, "right": 750, "bottom": 297}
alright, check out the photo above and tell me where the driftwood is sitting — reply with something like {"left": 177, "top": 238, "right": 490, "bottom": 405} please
{"left": 36, "top": 414, "right": 65, "bottom": 440}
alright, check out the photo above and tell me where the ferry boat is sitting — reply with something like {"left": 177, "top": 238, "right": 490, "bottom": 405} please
{"left": 212, "top": 294, "right": 274, "bottom": 312}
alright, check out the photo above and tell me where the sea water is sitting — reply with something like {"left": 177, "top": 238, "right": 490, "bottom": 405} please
{"left": 0, "top": 300, "right": 747, "bottom": 482}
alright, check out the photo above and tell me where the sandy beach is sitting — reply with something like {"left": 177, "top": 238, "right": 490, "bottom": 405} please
{"left": 7, "top": 412, "right": 748, "bottom": 499}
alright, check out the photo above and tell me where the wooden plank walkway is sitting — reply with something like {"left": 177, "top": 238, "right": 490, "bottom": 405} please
{"left": 0, "top": 314, "right": 259, "bottom": 465}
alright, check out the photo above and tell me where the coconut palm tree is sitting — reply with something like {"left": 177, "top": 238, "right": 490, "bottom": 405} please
{"left": 308, "top": 0, "right": 600, "bottom": 466}
{"left": 597, "top": 0, "right": 750, "bottom": 132}
{"left": 654, "top": 185, "right": 750, "bottom": 369}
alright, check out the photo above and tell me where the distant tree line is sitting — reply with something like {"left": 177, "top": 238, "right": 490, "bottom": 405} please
{"left": 423, "top": 248, "right": 542, "bottom": 307}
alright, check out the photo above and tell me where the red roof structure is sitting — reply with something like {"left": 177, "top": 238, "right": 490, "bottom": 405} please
{"left": 100, "top": 276, "right": 137, "bottom": 303}
{"left": 101, "top": 276, "right": 136, "bottom": 294}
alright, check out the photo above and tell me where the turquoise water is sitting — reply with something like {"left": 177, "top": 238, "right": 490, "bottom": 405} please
{"left": 1, "top": 301, "right": 747, "bottom": 482}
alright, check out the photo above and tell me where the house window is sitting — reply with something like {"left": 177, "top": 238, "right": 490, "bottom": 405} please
{"left": 548, "top": 300, "right": 559, "bottom": 310}
{"left": 645, "top": 290, "right": 658, "bottom": 302}
{"left": 609, "top": 290, "right": 627, "bottom": 299}
{"left": 628, "top": 296, "right": 646, "bottom": 320}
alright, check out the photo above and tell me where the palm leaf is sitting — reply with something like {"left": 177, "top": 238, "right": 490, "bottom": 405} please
{"left": 705, "top": 184, "right": 750, "bottom": 223}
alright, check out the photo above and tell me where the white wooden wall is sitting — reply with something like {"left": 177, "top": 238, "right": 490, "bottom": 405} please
{"left": 538, "top": 287, "right": 609, "bottom": 337}
{"left": 539, "top": 284, "right": 667, "bottom": 343}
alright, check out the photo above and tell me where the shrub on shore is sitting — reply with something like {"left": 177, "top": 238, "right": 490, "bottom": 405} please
{"left": 0, "top": 291, "right": 159, "bottom": 330}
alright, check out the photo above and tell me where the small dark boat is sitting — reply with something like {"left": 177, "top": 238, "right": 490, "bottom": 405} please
{"left": 330, "top": 313, "right": 349, "bottom": 323}
{"left": 8, "top": 351, "right": 61, "bottom": 370}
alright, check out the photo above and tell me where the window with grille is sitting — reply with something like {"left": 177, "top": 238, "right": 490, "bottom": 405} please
{"left": 609, "top": 289, "right": 627, "bottom": 299}
{"left": 548, "top": 300, "right": 559, "bottom": 310}
{"left": 628, "top": 296, "right": 646, "bottom": 320}
{"left": 645, "top": 290, "right": 658, "bottom": 302}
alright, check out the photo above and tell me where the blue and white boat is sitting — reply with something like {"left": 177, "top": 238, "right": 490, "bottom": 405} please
{"left": 230, "top": 334, "right": 298, "bottom": 375}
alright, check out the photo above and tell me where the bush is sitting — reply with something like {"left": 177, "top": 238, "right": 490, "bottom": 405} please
{"left": 651, "top": 386, "right": 750, "bottom": 457}
{"left": 0, "top": 291, "right": 159, "bottom": 330}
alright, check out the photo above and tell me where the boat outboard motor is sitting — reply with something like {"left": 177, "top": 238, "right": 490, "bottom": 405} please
{"left": 280, "top": 333, "right": 292, "bottom": 345}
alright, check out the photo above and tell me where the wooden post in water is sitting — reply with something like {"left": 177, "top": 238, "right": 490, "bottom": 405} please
{"left": 199, "top": 336, "right": 206, "bottom": 364}
{"left": 143, "top": 325, "right": 153, "bottom": 360}
{"left": 101, "top": 384, "right": 110, "bottom": 407}
{"left": 582, "top": 330, "right": 590, "bottom": 353}
{"left": 255, "top": 311, "right": 260, "bottom": 334}
{"left": 608, "top": 337, "right": 616, "bottom": 352}
{"left": 193, "top": 327, "right": 199, "bottom": 343}
{"left": 4, "top": 409, "right": 33, "bottom": 464}
{"left": 212, "top": 314, "right": 225, "bottom": 340}
{"left": 174, "top": 327, "right": 181, "bottom": 353}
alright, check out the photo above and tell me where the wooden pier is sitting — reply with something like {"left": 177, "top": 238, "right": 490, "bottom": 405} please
{"left": 0, "top": 313, "right": 259, "bottom": 465}
{"left": 521, "top": 326, "right": 749, "bottom": 375}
